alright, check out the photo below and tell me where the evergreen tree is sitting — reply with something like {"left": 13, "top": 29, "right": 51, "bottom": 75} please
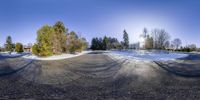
{"left": 80, "top": 37, "right": 88, "bottom": 51}
{"left": 103, "top": 36, "right": 109, "bottom": 50}
{"left": 111, "top": 38, "right": 120, "bottom": 49}
{"left": 91, "top": 36, "right": 121, "bottom": 50}
{"left": 37, "top": 25, "right": 54, "bottom": 56}
{"left": 91, "top": 37, "right": 101, "bottom": 50}
{"left": 32, "top": 44, "right": 40, "bottom": 55}
{"left": 91, "top": 38, "right": 95, "bottom": 50}
{"left": 91, "top": 38, "right": 97, "bottom": 50}
{"left": 67, "top": 31, "right": 81, "bottom": 53}
{"left": 53, "top": 21, "right": 67, "bottom": 54}
{"left": 123, "top": 30, "right": 129, "bottom": 49}
{"left": 5, "top": 36, "right": 14, "bottom": 52}
{"left": 69, "top": 31, "right": 78, "bottom": 39}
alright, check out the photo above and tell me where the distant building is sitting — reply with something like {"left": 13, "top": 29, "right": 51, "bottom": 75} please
{"left": 24, "top": 46, "right": 32, "bottom": 52}
{"left": 139, "top": 36, "right": 147, "bottom": 49}
{"left": 129, "top": 42, "right": 140, "bottom": 49}
{"left": 23, "top": 43, "right": 32, "bottom": 52}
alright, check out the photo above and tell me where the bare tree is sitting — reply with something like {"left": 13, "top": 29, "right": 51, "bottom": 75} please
{"left": 165, "top": 41, "right": 170, "bottom": 49}
{"left": 144, "top": 35, "right": 153, "bottom": 49}
{"left": 171, "top": 38, "right": 182, "bottom": 50}
{"left": 187, "top": 44, "right": 197, "bottom": 51}
{"left": 151, "top": 29, "right": 170, "bottom": 49}
{"left": 141, "top": 28, "right": 148, "bottom": 38}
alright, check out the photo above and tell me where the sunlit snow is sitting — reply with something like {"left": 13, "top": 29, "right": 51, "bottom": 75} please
{"left": 109, "top": 50, "right": 188, "bottom": 61}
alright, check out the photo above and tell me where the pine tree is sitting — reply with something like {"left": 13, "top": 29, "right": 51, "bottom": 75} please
{"left": 91, "top": 38, "right": 97, "bottom": 50}
{"left": 79, "top": 37, "right": 88, "bottom": 51}
{"left": 37, "top": 25, "right": 54, "bottom": 56}
{"left": 91, "top": 36, "right": 121, "bottom": 50}
{"left": 32, "top": 44, "right": 39, "bottom": 55}
{"left": 123, "top": 30, "right": 129, "bottom": 49}
{"left": 5, "top": 36, "right": 14, "bottom": 52}
{"left": 53, "top": 21, "right": 67, "bottom": 54}
{"left": 67, "top": 31, "right": 79, "bottom": 53}
{"left": 103, "top": 36, "right": 109, "bottom": 50}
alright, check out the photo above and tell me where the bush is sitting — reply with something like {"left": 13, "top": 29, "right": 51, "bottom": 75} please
{"left": 32, "top": 43, "right": 53, "bottom": 57}
{"left": 69, "top": 44, "right": 76, "bottom": 54}
{"left": 32, "top": 44, "right": 39, "bottom": 55}
{"left": 68, "top": 40, "right": 78, "bottom": 53}
{"left": 15, "top": 43, "right": 23, "bottom": 53}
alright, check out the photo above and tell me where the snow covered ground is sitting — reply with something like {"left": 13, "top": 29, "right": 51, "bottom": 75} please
{"left": 0, "top": 52, "right": 28, "bottom": 57}
{"left": 1, "top": 50, "right": 189, "bottom": 61}
{"left": 22, "top": 51, "right": 92, "bottom": 60}
{"left": 108, "top": 50, "right": 188, "bottom": 61}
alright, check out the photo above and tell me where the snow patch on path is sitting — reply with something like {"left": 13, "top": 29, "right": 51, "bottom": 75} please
{"left": 0, "top": 52, "right": 28, "bottom": 57}
{"left": 107, "top": 50, "right": 188, "bottom": 61}
{"left": 22, "top": 51, "right": 92, "bottom": 61}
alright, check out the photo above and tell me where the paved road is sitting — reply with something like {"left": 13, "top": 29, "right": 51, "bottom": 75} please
{"left": 0, "top": 52, "right": 200, "bottom": 99}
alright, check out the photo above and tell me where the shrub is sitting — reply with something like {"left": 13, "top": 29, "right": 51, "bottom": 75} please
{"left": 15, "top": 43, "right": 23, "bottom": 53}
{"left": 32, "top": 44, "right": 39, "bottom": 55}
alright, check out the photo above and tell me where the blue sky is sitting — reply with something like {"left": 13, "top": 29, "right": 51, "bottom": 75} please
{"left": 0, "top": 0, "right": 200, "bottom": 47}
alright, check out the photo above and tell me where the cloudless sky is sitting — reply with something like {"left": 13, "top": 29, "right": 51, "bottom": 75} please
{"left": 0, "top": 0, "right": 200, "bottom": 47}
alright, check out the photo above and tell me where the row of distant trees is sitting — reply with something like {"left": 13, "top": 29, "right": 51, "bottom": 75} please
{"left": 0, "top": 21, "right": 88, "bottom": 56}
{"left": 0, "top": 36, "right": 24, "bottom": 53}
{"left": 90, "top": 28, "right": 175, "bottom": 51}
{"left": 0, "top": 26, "right": 199, "bottom": 54}
{"left": 90, "top": 30, "right": 129, "bottom": 50}
{"left": 32, "top": 21, "right": 88, "bottom": 56}
{"left": 142, "top": 28, "right": 198, "bottom": 52}
{"left": 142, "top": 28, "right": 170, "bottom": 49}
{"left": 90, "top": 27, "right": 199, "bottom": 52}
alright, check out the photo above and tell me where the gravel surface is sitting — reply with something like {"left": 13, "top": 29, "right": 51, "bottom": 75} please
{"left": 0, "top": 52, "right": 200, "bottom": 99}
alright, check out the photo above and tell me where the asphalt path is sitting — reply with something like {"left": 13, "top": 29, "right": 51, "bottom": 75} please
{"left": 0, "top": 52, "right": 200, "bottom": 99}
